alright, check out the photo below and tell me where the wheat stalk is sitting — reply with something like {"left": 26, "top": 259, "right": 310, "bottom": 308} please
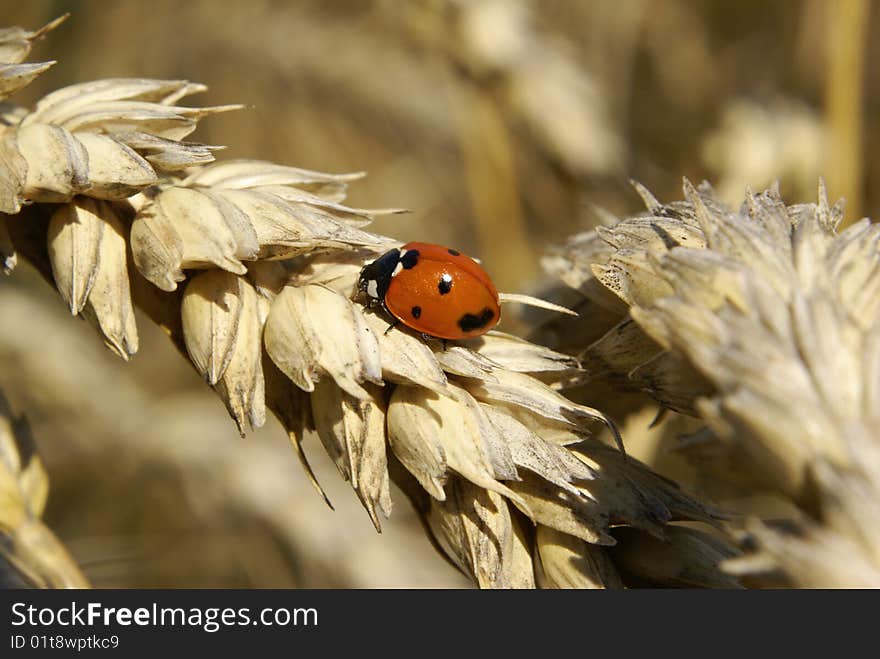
{"left": 0, "top": 390, "right": 88, "bottom": 588}
{"left": 0, "top": 16, "right": 731, "bottom": 589}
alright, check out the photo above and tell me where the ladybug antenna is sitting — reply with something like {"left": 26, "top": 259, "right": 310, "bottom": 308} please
{"left": 497, "top": 293, "right": 578, "bottom": 316}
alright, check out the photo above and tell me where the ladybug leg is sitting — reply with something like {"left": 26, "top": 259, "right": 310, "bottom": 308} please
{"left": 384, "top": 319, "right": 400, "bottom": 335}
{"left": 418, "top": 333, "right": 448, "bottom": 351}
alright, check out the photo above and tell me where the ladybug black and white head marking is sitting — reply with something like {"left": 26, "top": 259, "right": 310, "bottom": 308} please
{"left": 358, "top": 247, "right": 421, "bottom": 302}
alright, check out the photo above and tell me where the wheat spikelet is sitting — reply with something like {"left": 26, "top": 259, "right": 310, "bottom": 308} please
{"left": 0, "top": 15, "right": 66, "bottom": 102}
{"left": 0, "top": 16, "right": 730, "bottom": 589}
{"left": 545, "top": 179, "right": 880, "bottom": 587}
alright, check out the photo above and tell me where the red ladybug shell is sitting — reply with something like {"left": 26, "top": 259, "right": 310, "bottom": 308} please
{"left": 383, "top": 242, "right": 501, "bottom": 340}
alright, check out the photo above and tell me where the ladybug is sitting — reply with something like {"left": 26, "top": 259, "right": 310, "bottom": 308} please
{"left": 358, "top": 241, "right": 501, "bottom": 340}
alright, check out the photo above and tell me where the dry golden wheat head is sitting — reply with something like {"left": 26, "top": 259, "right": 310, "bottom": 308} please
{"left": 545, "top": 180, "right": 880, "bottom": 587}
{"left": 0, "top": 391, "right": 88, "bottom": 588}
{"left": 1, "top": 16, "right": 733, "bottom": 589}
{"left": 402, "top": 0, "right": 622, "bottom": 176}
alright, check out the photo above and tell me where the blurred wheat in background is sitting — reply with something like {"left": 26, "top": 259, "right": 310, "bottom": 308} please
{"left": 0, "top": 0, "right": 878, "bottom": 588}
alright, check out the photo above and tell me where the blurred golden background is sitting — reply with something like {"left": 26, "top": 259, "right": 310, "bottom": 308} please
{"left": 1, "top": 0, "right": 877, "bottom": 587}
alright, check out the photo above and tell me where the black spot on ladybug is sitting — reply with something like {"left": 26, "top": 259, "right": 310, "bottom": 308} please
{"left": 457, "top": 307, "right": 494, "bottom": 332}
{"left": 401, "top": 249, "right": 420, "bottom": 269}
{"left": 447, "top": 248, "right": 460, "bottom": 256}
{"left": 411, "top": 305, "right": 422, "bottom": 319}
{"left": 438, "top": 274, "right": 452, "bottom": 295}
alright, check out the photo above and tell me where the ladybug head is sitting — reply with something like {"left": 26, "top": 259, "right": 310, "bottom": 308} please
{"left": 358, "top": 247, "right": 402, "bottom": 301}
